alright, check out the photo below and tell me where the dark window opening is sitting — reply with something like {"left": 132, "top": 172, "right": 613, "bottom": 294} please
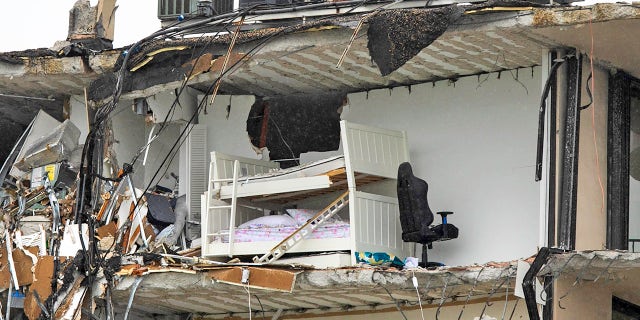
{"left": 607, "top": 73, "right": 640, "bottom": 250}
{"left": 613, "top": 296, "right": 640, "bottom": 320}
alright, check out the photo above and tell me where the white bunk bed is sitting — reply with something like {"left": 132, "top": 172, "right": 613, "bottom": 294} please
{"left": 201, "top": 120, "right": 412, "bottom": 264}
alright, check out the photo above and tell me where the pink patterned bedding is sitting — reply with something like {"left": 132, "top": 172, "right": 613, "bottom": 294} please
{"left": 217, "top": 222, "right": 350, "bottom": 243}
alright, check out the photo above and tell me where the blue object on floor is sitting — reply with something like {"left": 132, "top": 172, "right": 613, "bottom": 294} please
{"left": 355, "top": 252, "right": 405, "bottom": 267}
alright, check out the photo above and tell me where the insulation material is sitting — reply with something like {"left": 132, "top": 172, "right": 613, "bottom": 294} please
{"left": 366, "top": 6, "right": 464, "bottom": 76}
{"left": 13, "top": 120, "right": 81, "bottom": 172}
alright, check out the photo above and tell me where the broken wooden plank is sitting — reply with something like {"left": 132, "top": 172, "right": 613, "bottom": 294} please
{"left": 208, "top": 267, "right": 299, "bottom": 292}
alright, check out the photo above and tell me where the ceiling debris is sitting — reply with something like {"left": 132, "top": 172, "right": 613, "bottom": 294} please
{"left": 366, "top": 6, "right": 465, "bottom": 76}
{"left": 539, "top": 251, "right": 640, "bottom": 279}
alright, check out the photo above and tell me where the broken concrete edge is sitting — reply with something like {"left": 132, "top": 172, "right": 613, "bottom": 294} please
{"left": 3, "top": 4, "right": 637, "bottom": 102}
{"left": 2, "top": 3, "right": 636, "bottom": 63}
{"left": 116, "top": 17, "right": 355, "bottom": 73}
{"left": 539, "top": 250, "right": 640, "bottom": 278}
{"left": 110, "top": 260, "right": 519, "bottom": 293}
{"left": 366, "top": 6, "right": 465, "bottom": 76}
{"left": 113, "top": 3, "right": 537, "bottom": 71}
{"left": 87, "top": 4, "right": 640, "bottom": 102}
{"left": 97, "top": 261, "right": 521, "bottom": 318}
{"left": 531, "top": 3, "right": 640, "bottom": 28}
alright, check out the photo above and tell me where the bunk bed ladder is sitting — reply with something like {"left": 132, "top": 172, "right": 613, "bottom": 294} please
{"left": 253, "top": 191, "right": 350, "bottom": 264}
{"left": 209, "top": 160, "right": 240, "bottom": 257}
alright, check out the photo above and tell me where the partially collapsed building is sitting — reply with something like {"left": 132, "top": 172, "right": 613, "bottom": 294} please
{"left": 1, "top": 0, "right": 640, "bottom": 319}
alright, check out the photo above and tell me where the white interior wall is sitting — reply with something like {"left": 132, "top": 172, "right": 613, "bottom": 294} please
{"left": 110, "top": 100, "right": 146, "bottom": 188}
{"left": 68, "top": 95, "right": 90, "bottom": 144}
{"left": 89, "top": 69, "right": 542, "bottom": 266}
{"left": 341, "top": 68, "right": 542, "bottom": 266}
{"left": 143, "top": 123, "right": 181, "bottom": 190}
{"left": 198, "top": 94, "right": 258, "bottom": 159}
{"left": 178, "top": 94, "right": 257, "bottom": 195}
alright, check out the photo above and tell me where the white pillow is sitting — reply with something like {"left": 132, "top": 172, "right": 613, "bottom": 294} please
{"left": 238, "top": 215, "right": 297, "bottom": 229}
{"left": 286, "top": 208, "right": 342, "bottom": 226}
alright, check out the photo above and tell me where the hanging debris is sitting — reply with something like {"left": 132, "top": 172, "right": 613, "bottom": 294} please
{"left": 366, "top": 6, "right": 464, "bottom": 76}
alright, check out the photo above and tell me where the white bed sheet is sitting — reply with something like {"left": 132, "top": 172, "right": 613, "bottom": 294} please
{"left": 216, "top": 222, "right": 350, "bottom": 243}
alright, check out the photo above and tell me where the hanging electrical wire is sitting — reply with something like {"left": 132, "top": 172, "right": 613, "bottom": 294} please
{"left": 534, "top": 53, "right": 572, "bottom": 181}
{"left": 68, "top": 0, "right": 398, "bottom": 299}
{"left": 122, "top": 0, "right": 386, "bottom": 219}
{"left": 412, "top": 271, "right": 426, "bottom": 320}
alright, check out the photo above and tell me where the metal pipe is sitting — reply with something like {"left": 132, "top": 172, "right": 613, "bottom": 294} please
{"left": 523, "top": 247, "right": 551, "bottom": 320}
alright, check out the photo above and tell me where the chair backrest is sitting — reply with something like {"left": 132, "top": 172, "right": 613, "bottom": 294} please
{"left": 397, "top": 162, "right": 434, "bottom": 233}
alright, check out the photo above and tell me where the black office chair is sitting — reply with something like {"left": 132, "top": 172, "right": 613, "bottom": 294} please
{"left": 397, "top": 162, "right": 458, "bottom": 267}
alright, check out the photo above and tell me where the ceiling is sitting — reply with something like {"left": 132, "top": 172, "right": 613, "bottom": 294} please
{"left": 532, "top": 18, "right": 640, "bottom": 80}
{"left": 2, "top": 4, "right": 640, "bottom": 103}
{"left": 118, "top": 10, "right": 557, "bottom": 99}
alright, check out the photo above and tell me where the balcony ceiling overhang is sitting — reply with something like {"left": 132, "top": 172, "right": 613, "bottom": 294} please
{"left": 93, "top": 6, "right": 557, "bottom": 100}
{"left": 1, "top": 4, "right": 639, "bottom": 103}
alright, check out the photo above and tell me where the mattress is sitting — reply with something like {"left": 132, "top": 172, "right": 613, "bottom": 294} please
{"left": 238, "top": 155, "right": 345, "bottom": 182}
{"left": 216, "top": 222, "right": 350, "bottom": 243}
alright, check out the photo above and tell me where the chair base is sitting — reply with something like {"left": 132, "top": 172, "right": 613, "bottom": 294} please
{"left": 419, "top": 261, "right": 444, "bottom": 269}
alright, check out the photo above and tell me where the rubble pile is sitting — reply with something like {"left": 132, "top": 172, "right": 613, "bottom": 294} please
{"left": 0, "top": 111, "right": 197, "bottom": 319}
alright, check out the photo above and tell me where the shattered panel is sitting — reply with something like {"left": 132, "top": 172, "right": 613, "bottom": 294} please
{"left": 24, "top": 256, "right": 61, "bottom": 319}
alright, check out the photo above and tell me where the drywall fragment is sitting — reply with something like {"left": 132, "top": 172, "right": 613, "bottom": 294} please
{"left": 12, "top": 247, "right": 38, "bottom": 286}
{"left": 13, "top": 120, "right": 81, "bottom": 172}
{"left": 24, "top": 256, "right": 66, "bottom": 319}
{"left": 96, "top": 0, "right": 117, "bottom": 41}
{"left": 0, "top": 247, "right": 11, "bottom": 290}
